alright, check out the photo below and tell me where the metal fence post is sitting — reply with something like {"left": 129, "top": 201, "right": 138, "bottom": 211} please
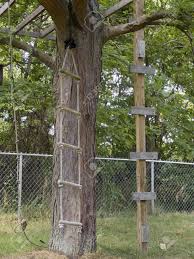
{"left": 151, "top": 161, "right": 155, "bottom": 214}
{"left": 17, "top": 154, "right": 23, "bottom": 220}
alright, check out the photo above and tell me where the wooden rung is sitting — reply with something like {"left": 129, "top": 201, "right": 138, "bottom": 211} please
{"left": 58, "top": 142, "right": 81, "bottom": 152}
{"left": 132, "top": 192, "right": 156, "bottom": 201}
{"left": 130, "top": 152, "right": 158, "bottom": 160}
{"left": 60, "top": 69, "right": 81, "bottom": 81}
{"left": 141, "top": 224, "right": 149, "bottom": 243}
{"left": 40, "top": 24, "right": 55, "bottom": 38}
{"left": 130, "top": 106, "right": 156, "bottom": 116}
{"left": 130, "top": 65, "right": 155, "bottom": 75}
{"left": 57, "top": 106, "right": 81, "bottom": 117}
{"left": 14, "top": 6, "right": 45, "bottom": 34}
{"left": 0, "top": 0, "right": 15, "bottom": 16}
{"left": 58, "top": 180, "right": 82, "bottom": 189}
{"left": 59, "top": 220, "right": 82, "bottom": 227}
{"left": 137, "top": 40, "right": 145, "bottom": 58}
{"left": 103, "top": 0, "right": 133, "bottom": 18}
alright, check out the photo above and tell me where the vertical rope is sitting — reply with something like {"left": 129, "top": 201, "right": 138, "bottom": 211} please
{"left": 71, "top": 51, "right": 81, "bottom": 185}
{"left": 7, "top": 1, "right": 21, "bottom": 221}
{"left": 71, "top": 51, "right": 81, "bottom": 224}
{"left": 59, "top": 49, "right": 69, "bottom": 228}
{"left": 59, "top": 75, "right": 64, "bottom": 227}
{"left": 8, "top": 1, "right": 19, "bottom": 157}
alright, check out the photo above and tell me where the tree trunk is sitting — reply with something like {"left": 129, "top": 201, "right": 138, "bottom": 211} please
{"left": 49, "top": 22, "right": 103, "bottom": 256}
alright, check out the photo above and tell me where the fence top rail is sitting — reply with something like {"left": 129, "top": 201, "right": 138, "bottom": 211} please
{"left": 0, "top": 152, "right": 193, "bottom": 166}
{"left": 0, "top": 151, "right": 53, "bottom": 157}
{"left": 95, "top": 157, "right": 194, "bottom": 166}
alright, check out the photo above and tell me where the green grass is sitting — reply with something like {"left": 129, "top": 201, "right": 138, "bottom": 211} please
{"left": 97, "top": 211, "right": 194, "bottom": 258}
{"left": 1, "top": 211, "right": 194, "bottom": 258}
{"left": 0, "top": 213, "right": 50, "bottom": 256}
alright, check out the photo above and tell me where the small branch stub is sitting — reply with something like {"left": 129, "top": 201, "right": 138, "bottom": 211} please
{"left": 130, "top": 106, "right": 156, "bottom": 116}
{"left": 132, "top": 192, "right": 156, "bottom": 201}
{"left": 130, "top": 65, "right": 155, "bottom": 75}
{"left": 130, "top": 152, "right": 158, "bottom": 160}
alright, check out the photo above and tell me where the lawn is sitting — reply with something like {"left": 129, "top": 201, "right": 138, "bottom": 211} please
{"left": 0, "top": 211, "right": 194, "bottom": 258}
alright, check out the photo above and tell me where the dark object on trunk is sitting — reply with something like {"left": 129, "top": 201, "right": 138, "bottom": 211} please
{"left": 65, "top": 39, "right": 76, "bottom": 49}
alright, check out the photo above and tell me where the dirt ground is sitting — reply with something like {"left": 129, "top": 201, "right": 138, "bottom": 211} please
{"left": 0, "top": 251, "right": 188, "bottom": 259}
{"left": 0, "top": 251, "right": 189, "bottom": 259}
{"left": 0, "top": 251, "right": 119, "bottom": 259}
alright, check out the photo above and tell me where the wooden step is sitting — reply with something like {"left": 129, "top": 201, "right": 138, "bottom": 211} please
{"left": 58, "top": 142, "right": 81, "bottom": 153}
{"left": 58, "top": 180, "right": 82, "bottom": 189}
{"left": 130, "top": 106, "right": 156, "bottom": 116}
{"left": 59, "top": 220, "right": 82, "bottom": 227}
{"left": 130, "top": 152, "right": 158, "bottom": 160}
{"left": 57, "top": 105, "right": 81, "bottom": 117}
{"left": 132, "top": 192, "right": 156, "bottom": 201}
{"left": 60, "top": 69, "right": 81, "bottom": 81}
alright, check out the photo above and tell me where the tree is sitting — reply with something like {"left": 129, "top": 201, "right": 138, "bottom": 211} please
{"left": 39, "top": 0, "right": 192, "bottom": 255}
{"left": 0, "top": 0, "right": 193, "bottom": 256}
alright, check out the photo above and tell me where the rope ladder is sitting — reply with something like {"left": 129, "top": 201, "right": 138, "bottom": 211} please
{"left": 57, "top": 47, "right": 82, "bottom": 229}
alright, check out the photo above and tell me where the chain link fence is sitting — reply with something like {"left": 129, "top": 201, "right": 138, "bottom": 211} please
{"left": 0, "top": 152, "right": 194, "bottom": 256}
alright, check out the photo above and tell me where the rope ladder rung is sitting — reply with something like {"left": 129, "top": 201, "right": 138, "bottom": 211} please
{"left": 58, "top": 180, "right": 82, "bottom": 189}
{"left": 59, "top": 220, "right": 82, "bottom": 227}
{"left": 57, "top": 105, "right": 81, "bottom": 117}
{"left": 58, "top": 142, "right": 81, "bottom": 152}
{"left": 60, "top": 69, "right": 81, "bottom": 81}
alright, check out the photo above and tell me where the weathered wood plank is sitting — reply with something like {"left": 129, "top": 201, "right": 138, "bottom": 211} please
{"left": 132, "top": 192, "right": 156, "bottom": 201}
{"left": 0, "top": 0, "right": 15, "bottom": 16}
{"left": 40, "top": 24, "right": 55, "bottom": 38}
{"left": 130, "top": 106, "right": 156, "bottom": 116}
{"left": 0, "top": 28, "right": 56, "bottom": 41}
{"left": 14, "top": 5, "right": 45, "bottom": 34}
{"left": 130, "top": 64, "right": 155, "bottom": 75}
{"left": 137, "top": 40, "right": 145, "bottom": 58}
{"left": 130, "top": 152, "right": 158, "bottom": 160}
{"left": 141, "top": 224, "right": 149, "bottom": 243}
{"left": 103, "top": 0, "right": 133, "bottom": 18}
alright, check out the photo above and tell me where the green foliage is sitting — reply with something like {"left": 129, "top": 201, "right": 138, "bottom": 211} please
{"left": 96, "top": 0, "right": 194, "bottom": 160}
{"left": 0, "top": 0, "right": 193, "bottom": 160}
{"left": 0, "top": 77, "right": 54, "bottom": 153}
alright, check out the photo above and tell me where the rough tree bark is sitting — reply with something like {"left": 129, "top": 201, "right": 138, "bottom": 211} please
{"left": 39, "top": 0, "right": 104, "bottom": 255}
{"left": 36, "top": 0, "right": 177, "bottom": 256}
{"left": 49, "top": 27, "right": 103, "bottom": 256}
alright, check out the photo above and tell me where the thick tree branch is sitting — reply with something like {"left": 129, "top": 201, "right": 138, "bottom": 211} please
{"left": 39, "top": 0, "right": 68, "bottom": 36}
{"left": 104, "top": 11, "right": 173, "bottom": 40}
{"left": 72, "top": 0, "right": 87, "bottom": 29}
{"left": 0, "top": 37, "right": 55, "bottom": 69}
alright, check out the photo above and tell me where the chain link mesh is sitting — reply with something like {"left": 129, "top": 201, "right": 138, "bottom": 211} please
{"left": 0, "top": 153, "right": 194, "bottom": 256}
